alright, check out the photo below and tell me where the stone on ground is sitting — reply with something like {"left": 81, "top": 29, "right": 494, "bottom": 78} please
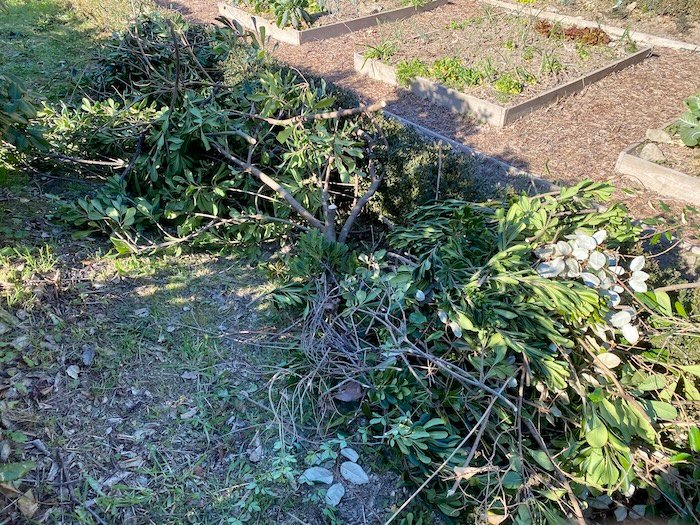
{"left": 639, "top": 143, "right": 666, "bottom": 163}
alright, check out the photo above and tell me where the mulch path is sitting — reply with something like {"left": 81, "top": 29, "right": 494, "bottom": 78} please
{"left": 161, "top": 0, "right": 700, "bottom": 224}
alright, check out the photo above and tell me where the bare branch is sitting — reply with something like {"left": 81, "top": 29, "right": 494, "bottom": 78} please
{"left": 338, "top": 161, "right": 382, "bottom": 244}
{"left": 211, "top": 141, "right": 324, "bottom": 231}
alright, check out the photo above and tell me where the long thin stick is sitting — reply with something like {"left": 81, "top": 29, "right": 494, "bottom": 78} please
{"left": 384, "top": 379, "right": 511, "bottom": 525}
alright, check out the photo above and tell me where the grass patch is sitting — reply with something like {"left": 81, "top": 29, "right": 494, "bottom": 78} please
{"left": 0, "top": 0, "right": 153, "bottom": 99}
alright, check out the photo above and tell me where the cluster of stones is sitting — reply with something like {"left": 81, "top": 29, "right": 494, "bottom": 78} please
{"left": 299, "top": 447, "right": 369, "bottom": 507}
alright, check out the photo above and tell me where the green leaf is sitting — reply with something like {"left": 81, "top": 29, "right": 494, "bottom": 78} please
{"left": 585, "top": 414, "right": 609, "bottom": 448}
{"left": 0, "top": 462, "right": 35, "bottom": 483}
{"left": 528, "top": 448, "right": 554, "bottom": 471}
{"left": 688, "top": 427, "right": 700, "bottom": 452}
{"left": 276, "top": 126, "right": 293, "bottom": 144}
{"left": 642, "top": 400, "right": 678, "bottom": 421}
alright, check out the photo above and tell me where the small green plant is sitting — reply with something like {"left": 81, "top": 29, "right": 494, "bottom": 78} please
{"left": 271, "top": 0, "right": 313, "bottom": 29}
{"left": 679, "top": 93, "right": 700, "bottom": 147}
{"left": 576, "top": 41, "right": 590, "bottom": 59}
{"left": 396, "top": 58, "right": 430, "bottom": 85}
{"left": 503, "top": 38, "right": 516, "bottom": 50}
{"left": 540, "top": 51, "right": 564, "bottom": 75}
{"left": 363, "top": 40, "right": 397, "bottom": 61}
{"left": 621, "top": 27, "right": 638, "bottom": 52}
{"left": 522, "top": 45, "right": 535, "bottom": 60}
{"left": 493, "top": 72, "right": 523, "bottom": 95}
{"left": 431, "top": 57, "right": 482, "bottom": 90}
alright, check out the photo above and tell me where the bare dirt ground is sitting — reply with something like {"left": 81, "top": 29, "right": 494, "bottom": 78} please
{"left": 160, "top": 0, "right": 700, "bottom": 229}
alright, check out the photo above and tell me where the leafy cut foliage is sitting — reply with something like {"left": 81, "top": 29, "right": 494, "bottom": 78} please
{"left": 0, "top": 75, "right": 46, "bottom": 151}
{"left": 274, "top": 181, "right": 700, "bottom": 523}
{"left": 679, "top": 93, "right": 700, "bottom": 147}
{"left": 34, "top": 14, "right": 410, "bottom": 251}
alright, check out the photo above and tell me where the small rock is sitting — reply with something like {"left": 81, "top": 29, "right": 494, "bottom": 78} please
{"left": 181, "top": 371, "right": 198, "bottom": 380}
{"left": 134, "top": 308, "right": 150, "bottom": 317}
{"left": 645, "top": 128, "right": 673, "bottom": 144}
{"left": 340, "top": 461, "right": 369, "bottom": 485}
{"left": 301, "top": 466, "right": 334, "bottom": 485}
{"left": 639, "top": 143, "right": 665, "bottom": 163}
{"left": 359, "top": 2, "right": 383, "bottom": 15}
{"left": 340, "top": 447, "right": 359, "bottom": 462}
{"left": 625, "top": 1, "right": 637, "bottom": 11}
{"left": 325, "top": 483, "right": 345, "bottom": 506}
{"left": 66, "top": 365, "right": 80, "bottom": 380}
{"left": 0, "top": 441, "right": 10, "bottom": 462}
{"left": 81, "top": 345, "right": 96, "bottom": 366}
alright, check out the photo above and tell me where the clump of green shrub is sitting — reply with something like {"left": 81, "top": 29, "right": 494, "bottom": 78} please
{"left": 372, "top": 118, "right": 475, "bottom": 219}
{"left": 0, "top": 74, "right": 46, "bottom": 152}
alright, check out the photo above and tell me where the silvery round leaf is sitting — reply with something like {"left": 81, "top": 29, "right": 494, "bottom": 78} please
{"left": 438, "top": 310, "right": 448, "bottom": 324}
{"left": 588, "top": 251, "right": 607, "bottom": 270}
{"left": 628, "top": 278, "right": 648, "bottom": 293}
{"left": 598, "top": 274, "right": 613, "bottom": 290}
{"left": 415, "top": 290, "right": 425, "bottom": 302}
{"left": 580, "top": 272, "right": 600, "bottom": 287}
{"left": 554, "top": 241, "right": 572, "bottom": 257}
{"left": 572, "top": 248, "right": 590, "bottom": 261}
{"left": 629, "top": 255, "right": 645, "bottom": 272}
{"left": 593, "top": 230, "right": 608, "bottom": 245}
{"left": 621, "top": 323, "right": 640, "bottom": 345}
{"left": 610, "top": 310, "right": 632, "bottom": 328}
{"left": 609, "top": 265, "right": 625, "bottom": 276}
{"left": 448, "top": 321, "right": 462, "bottom": 338}
{"left": 537, "top": 258, "right": 565, "bottom": 278}
{"left": 534, "top": 246, "right": 555, "bottom": 260}
{"left": 565, "top": 258, "right": 581, "bottom": 277}
{"left": 597, "top": 352, "right": 621, "bottom": 369}
{"left": 576, "top": 232, "right": 598, "bottom": 251}
{"left": 612, "top": 285, "right": 624, "bottom": 294}
{"left": 602, "top": 290, "right": 621, "bottom": 307}
{"left": 631, "top": 270, "right": 649, "bottom": 282}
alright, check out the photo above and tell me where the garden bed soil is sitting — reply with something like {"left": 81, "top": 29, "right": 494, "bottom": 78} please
{"left": 218, "top": 0, "right": 447, "bottom": 45}
{"left": 655, "top": 141, "right": 700, "bottom": 177}
{"left": 358, "top": 2, "right": 642, "bottom": 105}
{"left": 512, "top": 0, "right": 700, "bottom": 46}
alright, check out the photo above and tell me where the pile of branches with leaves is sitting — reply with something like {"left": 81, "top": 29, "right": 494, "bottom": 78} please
{"left": 272, "top": 181, "right": 700, "bottom": 524}
{"left": 18, "top": 13, "right": 399, "bottom": 253}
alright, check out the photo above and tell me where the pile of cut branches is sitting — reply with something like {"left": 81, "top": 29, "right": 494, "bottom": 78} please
{"left": 273, "top": 181, "right": 700, "bottom": 524}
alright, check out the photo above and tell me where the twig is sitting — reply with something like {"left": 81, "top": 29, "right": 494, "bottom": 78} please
{"left": 384, "top": 379, "right": 512, "bottom": 525}
{"left": 653, "top": 281, "right": 700, "bottom": 293}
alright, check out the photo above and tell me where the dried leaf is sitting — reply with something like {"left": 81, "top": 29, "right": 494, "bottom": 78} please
{"left": 333, "top": 381, "right": 363, "bottom": 402}
{"left": 18, "top": 489, "right": 38, "bottom": 518}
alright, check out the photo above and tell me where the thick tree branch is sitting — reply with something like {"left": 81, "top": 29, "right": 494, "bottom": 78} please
{"left": 338, "top": 161, "right": 382, "bottom": 244}
{"left": 212, "top": 141, "right": 324, "bottom": 231}
{"left": 226, "top": 101, "right": 386, "bottom": 127}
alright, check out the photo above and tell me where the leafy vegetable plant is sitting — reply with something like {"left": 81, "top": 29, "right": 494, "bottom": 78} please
{"left": 679, "top": 93, "right": 700, "bottom": 147}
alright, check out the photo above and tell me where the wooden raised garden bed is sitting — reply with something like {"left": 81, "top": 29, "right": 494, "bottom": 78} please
{"left": 615, "top": 121, "right": 700, "bottom": 205}
{"left": 217, "top": 0, "right": 448, "bottom": 46}
{"left": 477, "top": 0, "right": 700, "bottom": 52}
{"left": 354, "top": 4, "right": 652, "bottom": 126}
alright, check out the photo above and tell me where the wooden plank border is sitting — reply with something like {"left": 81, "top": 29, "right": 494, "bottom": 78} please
{"left": 354, "top": 47, "right": 652, "bottom": 127}
{"left": 478, "top": 0, "right": 700, "bottom": 53}
{"left": 615, "top": 141, "right": 700, "bottom": 206}
{"left": 218, "top": 0, "right": 448, "bottom": 46}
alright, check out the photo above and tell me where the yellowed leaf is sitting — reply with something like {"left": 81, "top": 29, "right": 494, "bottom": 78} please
{"left": 18, "top": 488, "right": 38, "bottom": 518}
